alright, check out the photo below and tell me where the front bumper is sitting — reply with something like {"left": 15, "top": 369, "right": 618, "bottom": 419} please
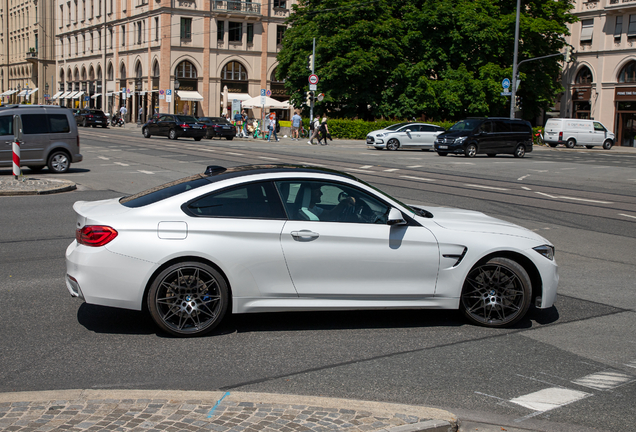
{"left": 434, "top": 143, "right": 465, "bottom": 154}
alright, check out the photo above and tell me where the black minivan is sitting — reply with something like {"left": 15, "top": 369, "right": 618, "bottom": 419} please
{"left": 434, "top": 118, "right": 533, "bottom": 158}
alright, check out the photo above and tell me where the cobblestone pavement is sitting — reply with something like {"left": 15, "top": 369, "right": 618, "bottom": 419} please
{"left": 0, "top": 391, "right": 457, "bottom": 432}
{"left": 0, "top": 177, "right": 76, "bottom": 196}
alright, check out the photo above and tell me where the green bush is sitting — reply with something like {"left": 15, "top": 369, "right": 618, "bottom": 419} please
{"left": 302, "top": 118, "right": 455, "bottom": 140}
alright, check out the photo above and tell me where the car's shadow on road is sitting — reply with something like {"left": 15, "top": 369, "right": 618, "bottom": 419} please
{"left": 77, "top": 303, "right": 560, "bottom": 337}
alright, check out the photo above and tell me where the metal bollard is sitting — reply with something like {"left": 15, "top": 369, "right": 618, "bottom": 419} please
{"left": 12, "top": 114, "right": 23, "bottom": 179}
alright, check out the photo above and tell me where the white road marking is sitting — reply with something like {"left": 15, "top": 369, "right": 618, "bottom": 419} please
{"left": 360, "top": 165, "right": 373, "bottom": 169}
{"left": 200, "top": 149, "right": 216, "bottom": 152}
{"left": 464, "top": 184, "right": 509, "bottom": 191}
{"left": 522, "top": 186, "right": 532, "bottom": 191}
{"left": 406, "top": 165, "right": 422, "bottom": 168}
{"left": 346, "top": 168, "right": 373, "bottom": 172}
{"left": 535, "top": 192, "right": 612, "bottom": 204}
{"left": 384, "top": 168, "right": 399, "bottom": 172}
{"left": 138, "top": 170, "right": 155, "bottom": 174}
{"left": 619, "top": 213, "right": 636, "bottom": 220}
{"left": 114, "top": 162, "right": 129, "bottom": 166}
{"left": 98, "top": 156, "right": 110, "bottom": 160}
{"left": 510, "top": 387, "right": 590, "bottom": 412}
{"left": 572, "top": 370, "right": 634, "bottom": 390}
{"left": 400, "top": 176, "right": 435, "bottom": 182}
{"left": 226, "top": 152, "right": 244, "bottom": 156}
{"left": 258, "top": 156, "right": 279, "bottom": 160}
{"left": 518, "top": 175, "right": 530, "bottom": 181}
{"left": 625, "top": 360, "right": 636, "bottom": 369}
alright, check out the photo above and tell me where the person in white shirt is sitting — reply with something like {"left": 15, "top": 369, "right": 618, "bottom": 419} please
{"left": 119, "top": 105, "right": 127, "bottom": 125}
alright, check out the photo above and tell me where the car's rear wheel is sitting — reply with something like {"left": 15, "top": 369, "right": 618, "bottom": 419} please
{"left": 487, "top": 153, "right": 496, "bottom": 157}
{"left": 143, "top": 127, "right": 151, "bottom": 138}
{"left": 148, "top": 262, "right": 229, "bottom": 337}
{"left": 194, "top": 137, "right": 202, "bottom": 141}
{"left": 460, "top": 257, "right": 531, "bottom": 328}
{"left": 603, "top": 140, "right": 613, "bottom": 150}
{"left": 566, "top": 138, "right": 576, "bottom": 149}
{"left": 514, "top": 144, "right": 526, "bottom": 158}
{"left": 437, "top": 152, "right": 448, "bottom": 156}
{"left": 225, "top": 136, "right": 233, "bottom": 140}
{"left": 47, "top": 150, "right": 71, "bottom": 173}
{"left": 464, "top": 143, "right": 477, "bottom": 158}
{"left": 386, "top": 138, "right": 400, "bottom": 151}
{"left": 169, "top": 129, "right": 178, "bottom": 140}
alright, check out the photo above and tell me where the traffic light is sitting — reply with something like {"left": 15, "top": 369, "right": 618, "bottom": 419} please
{"left": 306, "top": 91, "right": 313, "bottom": 106}
{"left": 515, "top": 95, "right": 522, "bottom": 109}
{"left": 307, "top": 54, "right": 314, "bottom": 71}
{"left": 564, "top": 46, "right": 574, "bottom": 63}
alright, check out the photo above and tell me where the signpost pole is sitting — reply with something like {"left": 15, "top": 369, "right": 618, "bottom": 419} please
{"left": 310, "top": 38, "right": 315, "bottom": 123}
{"left": 510, "top": 0, "right": 521, "bottom": 118}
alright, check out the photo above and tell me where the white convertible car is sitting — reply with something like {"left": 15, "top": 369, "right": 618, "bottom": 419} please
{"left": 65, "top": 165, "right": 558, "bottom": 337}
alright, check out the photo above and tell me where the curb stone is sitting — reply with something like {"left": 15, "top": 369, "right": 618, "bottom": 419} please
{"left": 0, "top": 177, "right": 76, "bottom": 196}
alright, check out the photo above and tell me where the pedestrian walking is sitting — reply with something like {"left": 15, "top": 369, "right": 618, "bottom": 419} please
{"left": 241, "top": 110, "right": 249, "bottom": 137}
{"left": 119, "top": 105, "right": 127, "bottom": 125}
{"left": 308, "top": 117, "right": 320, "bottom": 145}
{"left": 319, "top": 117, "right": 332, "bottom": 145}
{"left": 268, "top": 113, "right": 279, "bottom": 142}
{"left": 291, "top": 111, "right": 302, "bottom": 141}
{"left": 138, "top": 105, "right": 143, "bottom": 124}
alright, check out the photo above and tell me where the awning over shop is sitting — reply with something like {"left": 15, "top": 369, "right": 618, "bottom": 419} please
{"left": 17, "top": 89, "right": 28, "bottom": 96}
{"left": 176, "top": 90, "right": 204, "bottom": 101}
{"left": 51, "top": 91, "right": 63, "bottom": 100}
{"left": 242, "top": 96, "right": 290, "bottom": 109}
{"left": 0, "top": 90, "right": 17, "bottom": 96}
{"left": 227, "top": 93, "right": 253, "bottom": 102}
{"left": 73, "top": 91, "right": 85, "bottom": 99}
{"left": 91, "top": 93, "right": 102, "bottom": 99}
{"left": 25, "top": 88, "right": 38, "bottom": 97}
{"left": 64, "top": 91, "right": 78, "bottom": 99}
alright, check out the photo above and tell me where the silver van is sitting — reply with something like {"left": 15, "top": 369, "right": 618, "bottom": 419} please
{"left": 0, "top": 104, "right": 82, "bottom": 173}
{"left": 543, "top": 118, "right": 614, "bottom": 150}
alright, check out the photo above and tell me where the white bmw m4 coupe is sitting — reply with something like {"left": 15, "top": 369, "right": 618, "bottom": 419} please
{"left": 65, "top": 164, "right": 558, "bottom": 337}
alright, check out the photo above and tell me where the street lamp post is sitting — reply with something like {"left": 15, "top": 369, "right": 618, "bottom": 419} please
{"left": 510, "top": 0, "right": 521, "bottom": 119}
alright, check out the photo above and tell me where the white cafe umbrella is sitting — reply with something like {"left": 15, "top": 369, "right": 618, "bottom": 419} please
{"left": 222, "top": 85, "right": 229, "bottom": 116}
{"left": 241, "top": 96, "right": 290, "bottom": 109}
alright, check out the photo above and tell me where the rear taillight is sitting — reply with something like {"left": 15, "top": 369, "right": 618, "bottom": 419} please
{"left": 76, "top": 225, "right": 118, "bottom": 247}
{"left": 179, "top": 123, "right": 190, "bottom": 128}
{"left": 558, "top": 131, "right": 563, "bottom": 141}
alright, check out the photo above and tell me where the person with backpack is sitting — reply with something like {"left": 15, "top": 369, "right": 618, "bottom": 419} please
{"left": 318, "top": 117, "right": 331, "bottom": 145}
{"left": 308, "top": 117, "right": 321, "bottom": 145}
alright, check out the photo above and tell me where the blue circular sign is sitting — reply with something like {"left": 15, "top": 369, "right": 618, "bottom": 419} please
{"left": 502, "top": 78, "right": 511, "bottom": 89}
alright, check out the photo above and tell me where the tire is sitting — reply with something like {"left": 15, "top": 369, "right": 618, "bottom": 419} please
{"left": 548, "top": 143, "right": 558, "bottom": 148}
{"left": 147, "top": 262, "right": 229, "bottom": 337}
{"left": 586, "top": 145, "right": 594, "bottom": 149}
{"left": 47, "top": 151, "right": 70, "bottom": 174}
{"left": 487, "top": 153, "right": 496, "bottom": 158}
{"left": 565, "top": 138, "right": 576, "bottom": 149}
{"left": 82, "top": 119, "right": 88, "bottom": 127}
{"left": 194, "top": 136, "right": 202, "bottom": 141}
{"left": 225, "top": 136, "right": 234, "bottom": 140}
{"left": 91, "top": 124, "right": 97, "bottom": 128}
{"left": 464, "top": 143, "right": 477, "bottom": 158}
{"left": 514, "top": 144, "right": 525, "bottom": 158}
{"left": 102, "top": 124, "right": 108, "bottom": 128}
{"left": 437, "top": 152, "right": 448, "bottom": 156}
{"left": 386, "top": 138, "right": 400, "bottom": 151}
{"left": 460, "top": 257, "right": 532, "bottom": 328}
{"left": 169, "top": 129, "right": 178, "bottom": 140}
{"left": 143, "top": 128, "right": 151, "bottom": 138}
{"left": 602, "top": 140, "right": 613, "bottom": 150}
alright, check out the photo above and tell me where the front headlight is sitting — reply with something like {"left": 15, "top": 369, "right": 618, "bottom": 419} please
{"left": 455, "top": 136, "right": 467, "bottom": 144}
{"left": 533, "top": 245, "right": 555, "bottom": 260}
{"left": 376, "top": 133, "right": 384, "bottom": 137}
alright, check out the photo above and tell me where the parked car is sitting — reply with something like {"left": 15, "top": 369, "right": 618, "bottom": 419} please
{"left": 197, "top": 117, "right": 236, "bottom": 140}
{"left": 366, "top": 122, "right": 445, "bottom": 150}
{"left": 141, "top": 114, "right": 207, "bottom": 141}
{"left": 65, "top": 164, "right": 558, "bottom": 337}
{"left": 0, "top": 104, "right": 82, "bottom": 173}
{"left": 543, "top": 118, "right": 614, "bottom": 149}
{"left": 76, "top": 109, "right": 108, "bottom": 128}
{"left": 434, "top": 118, "right": 533, "bottom": 158}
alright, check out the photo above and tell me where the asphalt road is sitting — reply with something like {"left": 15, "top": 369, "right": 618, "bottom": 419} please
{"left": 1, "top": 128, "right": 635, "bottom": 432}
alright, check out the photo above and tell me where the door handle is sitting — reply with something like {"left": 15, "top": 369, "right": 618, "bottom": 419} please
{"left": 291, "top": 230, "right": 319, "bottom": 240}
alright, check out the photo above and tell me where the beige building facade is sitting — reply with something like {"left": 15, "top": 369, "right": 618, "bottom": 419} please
{"left": 53, "top": 0, "right": 293, "bottom": 122}
{"left": 563, "top": 0, "right": 636, "bottom": 146}
{"left": 1, "top": 0, "right": 57, "bottom": 105}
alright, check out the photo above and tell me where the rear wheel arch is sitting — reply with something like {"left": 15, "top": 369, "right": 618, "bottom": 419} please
{"left": 141, "top": 255, "right": 233, "bottom": 315}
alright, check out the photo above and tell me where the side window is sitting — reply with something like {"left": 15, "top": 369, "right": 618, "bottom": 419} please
{"left": 48, "top": 114, "right": 71, "bottom": 133}
{"left": 187, "top": 181, "right": 286, "bottom": 219}
{"left": 275, "top": 180, "right": 390, "bottom": 224}
{"left": 21, "top": 114, "right": 49, "bottom": 134}
{"left": 0, "top": 115, "right": 13, "bottom": 135}
{"left": 511, "top": 122, "right": 528, "bottom": 133}
{"left": 421, "top": 125, "right": 435, "bottom": 132}
{"left": 159, "top": 115, "right": 171, "bottom": 122}
{"left": 494, "top": 120, "right": 510, "bottom": 133}
{"left": 593, "top": 122, "right": 606, "bottom": 132}
{"left": 479, "top": 121, "right": 492, "bottom": 133}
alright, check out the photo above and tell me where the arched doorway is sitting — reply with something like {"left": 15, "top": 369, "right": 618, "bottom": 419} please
{"left": 572, "top": 66, "right": 592, "bottom": 119}
{"left": 616, "top": 61, "right": 636, "bottom": 147}
{"left": 174, "top": 60, "right": 199, "bottom": 117}
{"left": 151, "top": 60, "right": 160, "bottom": 115}
{"left": 221, "top": 61, "right": 248, "bottom": 116}
{"left": 134, "top": 61, "right": 145, "bottom": 123}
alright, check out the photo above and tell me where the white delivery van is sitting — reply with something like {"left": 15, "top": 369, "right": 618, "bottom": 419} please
{"left": 543, "top": 118, "right": 614, "bottom": 149}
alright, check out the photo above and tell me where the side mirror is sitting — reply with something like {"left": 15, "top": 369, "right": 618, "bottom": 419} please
{"left": 405, "top": 129, "right": 411, "bottom": 133}
{"left": 387, "top": 208, "right": 407, "bottom": 226}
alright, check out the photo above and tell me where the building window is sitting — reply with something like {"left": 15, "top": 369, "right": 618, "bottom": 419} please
{"left": 155, "top": 17, "right": 159, "bottom": 41}
{"left": 619, "top": 61, "right": 636, "bottom": 83}
{"left": 180, "top": 17, "right": 192, "bottom": 39}
{"left": 137, "top": 21, "right": 142, "bottom": 43}
{"left": 176, "top": 61, "right": 197, "bottom": 79}
{"left": 221, "top": 61, "right": 247, "bottom": 81}
{"left": 629, "top": 15, "right": 636, "bottom": 38}
{"left": 615, "top": 16, "right": 623, "bottom": 39}
{"left": 273, "top": 0, "right": 286, "bottom": 7}
{"left": 228, "top": 22, "right": 241, "bottom": 42}
{"left": 276, "top": 25, "right": 285, "bottom": 45}
{"left": 217, "top": 21, "right": 224, "bottom": 41}
{"left": 121, "top": 24, "right": 126, "bottom": 46}
{"left": 575, "top": 67, "right": 592, "bottom": 84}
{"left": 247, "top": 23, "right": 254, "bottom": 44}
{"left": 580, "top": 19, "right": 593, "bottom": 43}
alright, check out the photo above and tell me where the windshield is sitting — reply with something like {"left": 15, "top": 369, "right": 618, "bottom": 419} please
{"left": 449, "top": 119, "right": 482, "bottom": 132}
{"left": 385, "top": 122, "right": 410, "bottom": 131}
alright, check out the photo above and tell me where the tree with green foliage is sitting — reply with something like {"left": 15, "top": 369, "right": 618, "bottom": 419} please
{"left": 276, "top": 0, "right": 576, "bottom": 122}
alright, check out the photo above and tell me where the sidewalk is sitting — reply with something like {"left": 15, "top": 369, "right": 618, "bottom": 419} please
{"left": 0, "top": 390, "right": 458, "bottom": 432}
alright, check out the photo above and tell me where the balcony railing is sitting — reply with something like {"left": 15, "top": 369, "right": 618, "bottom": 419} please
{"left": 609, "top": 0, "right": 636, "bottom": 5}
{"left": 213, "top": 1, "right": 261, "bottom": 14}
{"left": 26, "top": 51, "right": 38, "bottom": 58}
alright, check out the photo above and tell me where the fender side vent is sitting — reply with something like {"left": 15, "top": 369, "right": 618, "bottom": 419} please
{"left": 443, "top": 247, "right": 467, "bottom": 267}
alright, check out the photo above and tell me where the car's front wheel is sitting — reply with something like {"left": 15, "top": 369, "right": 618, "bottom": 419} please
{"left": 147, "top": 262, "right": 229, "bottom": 337}
{"left": 603, "top": 139, "right": 613, "bottom": 150}
{"left": 460, "top": 257, "right": 531, "bottom": 328}
{"left": 47, "top": 150, "right": 70, "bottom": 173}
{"left": 386, "top": 138, "right": 400, "bottom": 151}
{"left": 194, "top": 137, "right": 202, "bottom": 141}
{"left": 169, "top": 129, "right": 178, "bottom": 140}
{"left": 437, "top": 152, "right": 448, "bottom": 156}
{"left": 514, "top": 144, "right": 526, "bottom": 158}
{"left": 464, "top": 143, "right": 477, "bottom": 158}
{"left": 143, "top": 128, "right": 151, "bottom": 138}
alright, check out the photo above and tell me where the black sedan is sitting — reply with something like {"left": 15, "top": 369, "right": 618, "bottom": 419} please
{"left": 76, "top": 109, "right": 109, "bottom": 128}
{"left": 142, "top": 114, "right": 207, "bottom": 141}
{"left": 198, "top": 117, "right": 236, "bottom": 140}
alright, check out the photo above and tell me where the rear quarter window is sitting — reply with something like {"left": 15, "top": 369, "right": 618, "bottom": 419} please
{"left": 48, "top": 114, "right": 71, "bottom": 133}
{"left": 21, "top": 114, "right": 49, "bottom": 134}
{"left": 0, "top": 115, "right": 13, "bottom": 135}
{"left": 120, "top": 175, "right": 210, "bottom": 208}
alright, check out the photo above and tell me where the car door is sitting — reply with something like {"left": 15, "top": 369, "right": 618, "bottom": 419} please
{"left": 156, "top": 115, "right": 173, "bottom": 136}
{"left": 276, "top": 179, "right": 440, "bottom": 298}
{"left": 0, "top": 114, "right": 14, "bottom": 166}
{"left": 396, "top": 124, "right": 422, "bottom": 147}
{"left": 420, "top": 125, "right": 441, "bottom": 148}
{"left": 593, "top": 121, "right": 607, "bottom": 144}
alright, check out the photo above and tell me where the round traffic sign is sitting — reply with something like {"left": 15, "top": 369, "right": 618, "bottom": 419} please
{"left": 502, "top": 78, "right": 510, "bottom": 89}
{"left": 266, "top": 89, "right": 272, "bottom": 97}
{"left": 309, "top": 74, "right": 319, "bottom": 85}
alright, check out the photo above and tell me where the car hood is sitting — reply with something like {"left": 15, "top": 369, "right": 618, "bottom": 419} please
{"left": 411, "top": 205, "right": 549, "bottom": 242}
{"left": 436, "top": 130, "right": 471, "bottom": 139}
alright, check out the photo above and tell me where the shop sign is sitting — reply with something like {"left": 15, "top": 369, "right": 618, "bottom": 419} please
{"left": 572, "top": 86, "right": 591, "bottom": 100}
{"left": 615, "top": 87, "right": 636, "bottom": 101}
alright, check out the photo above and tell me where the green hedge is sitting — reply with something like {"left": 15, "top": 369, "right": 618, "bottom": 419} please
{"left": 302, "top": 118, "right": 456, "bottom": 140}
